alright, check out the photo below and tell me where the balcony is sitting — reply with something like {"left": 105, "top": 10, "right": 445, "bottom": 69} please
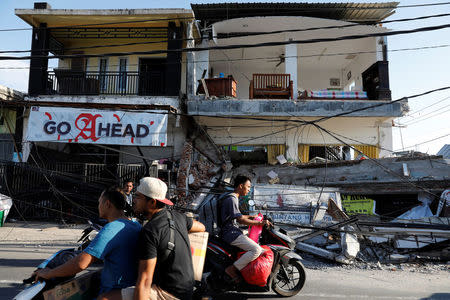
{"left": 46, "top": 70, "right": 166, "bottom": 96}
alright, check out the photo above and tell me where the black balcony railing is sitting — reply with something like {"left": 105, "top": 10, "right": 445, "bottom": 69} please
{"left": 46, "top": 70, "right": 166, "bottom": 96}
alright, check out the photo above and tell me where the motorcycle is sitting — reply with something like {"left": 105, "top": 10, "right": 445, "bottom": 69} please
{"left": 13, "top": 219, "right": 105, "bottom": 300}
{"left": 198, "top": 216, "right": 306, "bottom": 298}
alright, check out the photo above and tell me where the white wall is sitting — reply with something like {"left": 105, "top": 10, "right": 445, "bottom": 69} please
{"left": 341, "top": 38, "right": 378, "bottom": 91}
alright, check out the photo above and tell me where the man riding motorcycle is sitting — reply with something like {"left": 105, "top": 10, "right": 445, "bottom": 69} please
{"left": 218, "top": 175, "right": 270, "bottom": 281}
{"left": 31, "top": 187, "right": 141, "bottom": 299}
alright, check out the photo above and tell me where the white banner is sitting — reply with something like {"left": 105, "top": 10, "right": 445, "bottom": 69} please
{"left": 26, "top": 106, "right": 168, "bottom": 146}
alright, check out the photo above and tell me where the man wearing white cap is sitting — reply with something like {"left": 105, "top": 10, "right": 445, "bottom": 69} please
{"left": 121, "top": 177, "right": 205, "bottom": 300}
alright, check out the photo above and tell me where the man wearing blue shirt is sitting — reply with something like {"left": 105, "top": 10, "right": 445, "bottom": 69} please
{"left": 33, "top": 187, "right": 141, "bottom": 297}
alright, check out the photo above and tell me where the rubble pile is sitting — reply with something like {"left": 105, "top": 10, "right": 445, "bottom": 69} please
{"left": 280, "top": 209, "right": 450, "bottom": 266}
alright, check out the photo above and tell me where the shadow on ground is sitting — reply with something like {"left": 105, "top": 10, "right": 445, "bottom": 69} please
{"left": 420, "top": 294, "right": 450, "bottom": 300}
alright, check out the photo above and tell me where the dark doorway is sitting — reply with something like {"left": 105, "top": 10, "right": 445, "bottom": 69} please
{"left": 309, "top": 145, "right": 342, "bottom": 161}
{"left": 138, "top": 58, "right": 166, "bottom": 95}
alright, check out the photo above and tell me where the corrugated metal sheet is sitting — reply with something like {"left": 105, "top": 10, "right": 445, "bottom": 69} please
{"left": 353, "top": 144, "right": 379, "bottom": 159}
{"left": 191, "top": 2, "right": 399, "bottom": 24}
{"left": 437, "top": 144, "right": 450, "bottom": 159}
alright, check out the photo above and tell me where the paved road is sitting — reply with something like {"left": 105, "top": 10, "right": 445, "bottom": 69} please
{"left": 1, "top": 244, "right": 449, "bottom": 300}
{"left": 0, "top": 244, "right": 66, "bottom": 299}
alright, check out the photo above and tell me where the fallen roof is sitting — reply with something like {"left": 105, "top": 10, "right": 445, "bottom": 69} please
{"left": 191, "top": 2, "right": 399, "bottom": 24}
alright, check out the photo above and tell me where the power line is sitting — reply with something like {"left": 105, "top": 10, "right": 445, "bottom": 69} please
{"left": 311, "top": 122, "right": 440, "bottom": 198}
{"left": 1, "top": 43, "right": 450, "bottom": 70}
{"left": 398, "top": 94, "right": 450, "bottom": 119}
{"left": 393, "top": 133, "right": 450, "bottom": 151}
{"left": 2, "top": 22, "right": 450, "bottom": 60}
{"left": 314, "top": 86, "right": 450, "bottom": 123}
{"left": 1, "top": 2, "right": 450, "bottom": 33}
{"left": 10, "top": 85, "right": 450, "bottom": 129}
{"left": 2, "top": 12, "right": 450, "bottom": 54}
{"left": 400, "top": 106, "right": 450, "bottom": 126}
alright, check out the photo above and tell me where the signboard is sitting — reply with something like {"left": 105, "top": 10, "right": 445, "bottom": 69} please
{"left": 253, "top": 184, "right": 340, "bottom": 224}
{"left": 26, "top": 107, "right": 167, "bottom": 146}
{"left": 267, "top": 210, "right": 312, "bottom": 225}
{"left": 253, "top": 184, "right": 341, "bottom": 209}
{"left": 341, "top": 195, "right": 376, "bottom": 215}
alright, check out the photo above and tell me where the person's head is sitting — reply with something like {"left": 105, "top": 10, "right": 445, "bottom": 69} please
{"left": 123, "top": 179, "right": 133, "bottom": 195}
{"left": 98, "top": 186, "right": 127, "bottom": 219}
{"left": 233, "top": 175, "right": 251, "bottom": 197}
{"left": 133, "top": 177, "right": 173, "bottom": 218}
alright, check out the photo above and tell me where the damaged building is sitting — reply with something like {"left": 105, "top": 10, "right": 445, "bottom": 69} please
{"left": 1, "top": 2, "right": 449, "bottom": 264}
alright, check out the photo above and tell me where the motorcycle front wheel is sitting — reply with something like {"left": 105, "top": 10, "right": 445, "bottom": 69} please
{"left": 272, "top": 259, "right": 306, "bottom": 297}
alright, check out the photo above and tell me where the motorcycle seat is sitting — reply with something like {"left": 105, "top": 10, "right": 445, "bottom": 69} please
{"left": 209, "top": 236, "right": 242, "bottom": 257}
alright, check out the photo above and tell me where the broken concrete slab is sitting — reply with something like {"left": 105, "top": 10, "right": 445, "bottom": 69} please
{"left": 385, "top": 253, "right": 410, "bottom": 263}
{"left": 303, "top": 235, "right": 328, "bottom": 247}
{"left": 296, "top": 241, "right": 336, "bottom": 261}
{"left": 341, "top": 229, "right": 360, "bottom": 259}
{"left": 326, "top": 243, "right": 341, "bottom": 250}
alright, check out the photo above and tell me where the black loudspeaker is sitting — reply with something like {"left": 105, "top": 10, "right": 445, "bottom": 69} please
{"left": 362, "top": 61, "right": 391, "bottom": 100}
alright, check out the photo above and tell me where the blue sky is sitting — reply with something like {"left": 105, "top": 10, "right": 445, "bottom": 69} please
{"left": 0, "top": 0, "right": 449, "bottom": 154}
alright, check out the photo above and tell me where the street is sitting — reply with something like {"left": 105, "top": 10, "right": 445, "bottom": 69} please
{"left": 1, "top": 243, "right": 449, "bottom": 300}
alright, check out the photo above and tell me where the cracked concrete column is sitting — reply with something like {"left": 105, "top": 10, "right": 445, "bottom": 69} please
{"left": 195, "top": 34, "right": 210, "bottom": 92}
{"left": 286, "top": 126, "right": 299, "bottom": 162}
{"left": 186, "top": 21, "right": 196, "bottom": 100}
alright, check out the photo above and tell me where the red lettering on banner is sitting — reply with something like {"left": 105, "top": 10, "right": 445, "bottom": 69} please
{"left": 113, "top": 114, "right": 121, "bottom": 122}
{"left": 150, "top": 121, "right": 154, "bottom": 125}
{"left": 45, "top": 112, "right": 52, "bottom": 120}
{"left": 131, "top": 137, "right": 134, "bottom": 144}
{"left": 74, "top": 113, "right": 102, "bottom": 142}
{"left": 160, "top": 142, "right": 165, "bottom": 147}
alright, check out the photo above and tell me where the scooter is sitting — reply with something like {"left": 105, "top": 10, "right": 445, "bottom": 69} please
{"left": 199, "top": 216, "right": 306, "bottom": 298}
{"left": 13, "top": 219, "right": 105, "bottom": 300}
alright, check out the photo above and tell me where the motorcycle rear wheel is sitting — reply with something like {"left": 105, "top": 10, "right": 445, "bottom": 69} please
{"left": 272, "top": 259, "right": 306, "bottom": 297}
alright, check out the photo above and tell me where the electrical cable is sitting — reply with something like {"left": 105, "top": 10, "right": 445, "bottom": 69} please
{"left": 2, "top": 44, "right": 450, "bottom": 70}
{"left": 400, "top": 107, "right": 450, "bottom": 126}
{"left": 314, "top": 86, "right": 450, "bottom": 123}
{"left": 398, "top": 95, "right": 450, "bottom": 119}
{"left": 2, "top": 12, "right": 450, "bottom": 54}
{"left": 16, "top": 86, "right": 450, "bottom": 152}
{"left": 393, "top": 133, "right": 450, "bottom": 151}
{"left": 311, "top": 122, "right": 440, "bottom": 198}
{"left": 2, "top": 22, "right": 450, "bottom": 60}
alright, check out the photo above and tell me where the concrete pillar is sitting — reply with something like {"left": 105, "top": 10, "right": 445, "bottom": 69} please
{"left": 165, "top": 22, "right": 182, "bottom": 96}
{"left": 375, "top": 36, "right": 388, "bottom": 62}
{"left": 285, "top": 41, "right": 298, "bottom": 99}
{"left": 186, "top": 22, "right": 196, "bottom": 100}
{"left": 377, "top": 120, "right": 393, "bottom": 158}
{"left": 28, "top": 23, "right": 49, "bottom": 96}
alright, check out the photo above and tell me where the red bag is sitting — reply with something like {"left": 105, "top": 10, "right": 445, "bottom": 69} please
{"left": 238, "top": 245, "right": 274, "bottom": 286}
